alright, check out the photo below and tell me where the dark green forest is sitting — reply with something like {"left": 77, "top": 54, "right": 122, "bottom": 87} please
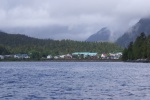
{"left": 0, "top": 45, "right": 10, "bottom": 55}
{"left": 0, "top": 31, "right": 123, "bottom": 57}
{"left": 122, "top": 32, "right": 150, "bottom": 61}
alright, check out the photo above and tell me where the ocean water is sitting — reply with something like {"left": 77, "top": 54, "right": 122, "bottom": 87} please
{"left": 0, "top": 62, "right": 150, "bottom": 100}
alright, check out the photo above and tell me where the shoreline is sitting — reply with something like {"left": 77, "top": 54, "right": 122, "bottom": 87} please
{"left": 1, "top": 59, "right": 150, "bottom": 63}
{"left": 0, "top": 59, "right": 122, "bottom": 62}
{"left": 124, "top": 60, "right": 150, "bottom": 63}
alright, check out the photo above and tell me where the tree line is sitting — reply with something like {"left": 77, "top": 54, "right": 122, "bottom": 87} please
{"left": 0, "top": 31, "right": 123, "bottom": 59}
{"left": 0, "top": 45, "right": 10, "bottom": 55}
{"left": 122, "top": 32, "right": 150, "bottom": 61}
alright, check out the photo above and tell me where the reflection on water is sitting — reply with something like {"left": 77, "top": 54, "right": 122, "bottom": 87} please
{"left": 0, "top": 62, "right": 150, "bottom": 100}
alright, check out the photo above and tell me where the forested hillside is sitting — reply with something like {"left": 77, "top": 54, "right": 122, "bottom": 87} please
{"left": 0, "top": 31, "right": 123, "bottom": 56}
{"left": 122, "top": 33, "right": 150, "bottom": 61}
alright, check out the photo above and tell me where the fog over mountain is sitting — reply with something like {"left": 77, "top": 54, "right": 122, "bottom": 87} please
{"left": 116, "top": 17, "right": 150, "bottom": 47}
{"left": 86, "top": 27, "right": 111, "bottom": 42}
{"left": 86, "top": 27, "right": 121, "bottom": 42}
{"left": 0, "top": 0, "right": 150, "bottom": 40}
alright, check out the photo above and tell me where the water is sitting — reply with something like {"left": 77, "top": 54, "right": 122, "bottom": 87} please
{"left": 0, "top": 62, "right": 150, "bottom": 100}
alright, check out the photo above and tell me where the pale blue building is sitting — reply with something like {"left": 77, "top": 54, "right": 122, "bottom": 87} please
{"left": 72, "top": 52, "right": 98, "bottom": 58}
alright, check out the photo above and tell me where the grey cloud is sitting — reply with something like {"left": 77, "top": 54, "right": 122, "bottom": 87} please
{"left": 0, "top": 0, "right": 150, "bottom": 40}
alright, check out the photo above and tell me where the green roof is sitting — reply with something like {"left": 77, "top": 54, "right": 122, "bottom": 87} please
{"left": 72, "top": 52, "right": 97, "bottom": 56}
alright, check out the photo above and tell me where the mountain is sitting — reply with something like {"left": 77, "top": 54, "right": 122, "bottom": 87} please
{"left": 116, "top": 17, "right": 150, "bottom": 47}
{"left": 0, "top": 31, "right": 123, "bottom": 55}
{"left": 86, "top": 27, "right": 111, "bottom": 42}
{"left": 0, "top": 31, "right": 53, "bottom": 47}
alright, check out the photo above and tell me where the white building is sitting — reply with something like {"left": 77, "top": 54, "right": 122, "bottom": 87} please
{"left": 64, "top": 54, "right": 72, "bottom": 59}
{"left": 0, "top": 55, "right": 4, "bottom": 59}
{"left": 101, "top": 53, "right": 107, "bottom": 59}
{"left": 109, "top": 52, "right": 122, "bottom": 59}
{"left": 59, "top": 55, "right": 65, "bottom": 59}
{"left": 14, "top": 54, "right": 30, "bottom": 59}
{"left": 47, "top": 55, "right": 52, "bottom": 59}
{"left": 72, "top": 52, "right": 98, "bottom": 58}
{"left": 54, "top": 56, "right": 59, "bottom": 59}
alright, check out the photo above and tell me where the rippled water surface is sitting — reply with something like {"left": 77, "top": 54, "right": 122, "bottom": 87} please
{"left": 0, "top": 62, "right": 150, "bottom": 100}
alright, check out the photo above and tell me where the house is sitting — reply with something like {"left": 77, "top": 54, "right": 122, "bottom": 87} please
{"left": 64, "top": 54, "right": 72, "bottom": 59}
{"left": 14, "top": 54, "right": 30, "bottom": 59}
{"left": 116, "top": 52, "right": 122, "bottom": 57}
{"left": 47, "top": 55, "right": 52, "bottom": 59}
{"left": 54, "top": 56, "right": 59, "bottom": 59}
{"left": 59, "top": 55, "right": 65, "bottom": 59}
{"left": 22, "top": 54, "right": 30, "bottom": 59}
{"left": 14, "top": 54, "right": 22, "bottom": 59}
{"left": 0, "top": 55, "right": 4, "bottom": 60}
{"left": 109, "top": 53, "right": 116, "bottom": 57}
{"left": 85, "top": 53, "right": 99, "bottom": 59}
{"left": 109, "top": 52, "right": 122, "bottom": 59}
{"left": 72, "top": 52, "right": 98, "bottom": 59}
{"left": 101, "top": 53, "right": 107, "bottom": 59}
{"left": 4, "top": 55, "right": 13, "bottom": 58}
{"left": 115, "top": 52, "right": 122, "bottom": 59}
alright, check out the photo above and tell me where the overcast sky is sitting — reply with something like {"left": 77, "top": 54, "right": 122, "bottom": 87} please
{"left": 0, "top": 0, "right": 150, "bottom": 40}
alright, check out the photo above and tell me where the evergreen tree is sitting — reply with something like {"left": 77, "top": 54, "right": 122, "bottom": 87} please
{"left": 0, "top": 45, "right": 10, "bottom": 55}
{"left": 122, "top": 32, "right": 150, "bottom": 61}
{"left": 0, "top": 31, "right": 123, "bottom": 59}
{"left": 127, "top": 42, "right": 134, "bottom": 60}
{"left": 147, "top": 36, "right": 150, "bottom": 59}
{"left": 122, "top": 48, "right": 128, "bottom": 61}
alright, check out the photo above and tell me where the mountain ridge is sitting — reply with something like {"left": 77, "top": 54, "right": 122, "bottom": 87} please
{"left": 0, "top": 31, "right": 123, "bottom": 55}
{"left": 86, "top": 27, "right": 111, "bottom": 42}
{"left": 116, "top": 17, "right": 150, "bottom": 47}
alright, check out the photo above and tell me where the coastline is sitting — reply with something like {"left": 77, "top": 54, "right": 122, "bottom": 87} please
{"left": 124, "top": 60, "right": 150, "bottom": 63}
{"left": 1, "top": 59, "right": 150, "bottom": 63}
{"left": 0, "top": 59, "right": 122, "bottom": 62}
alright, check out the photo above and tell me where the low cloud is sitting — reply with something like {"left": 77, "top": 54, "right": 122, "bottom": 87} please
{"left": 0, "top": 0, "right": 150, "bottom": 40}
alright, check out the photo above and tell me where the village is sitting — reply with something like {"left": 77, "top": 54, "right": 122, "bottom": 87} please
{"left": 0, "top": 52, "right": 122, "bottom": 60}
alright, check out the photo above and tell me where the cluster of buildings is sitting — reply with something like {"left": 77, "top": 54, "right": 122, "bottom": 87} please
{"left": 47, "top": 52, "right": 122, "bottom": 60}
{"left": 0, "top": 52, "right": 122, "bottom": 60}
{"left": 0, "top": 54, "right": 30, "bottom": 60}
{"left": 101, "top": 52, "right": 122, "bottom": 59}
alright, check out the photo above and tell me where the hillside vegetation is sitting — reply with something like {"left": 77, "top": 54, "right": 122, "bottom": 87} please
{"left": 122, "top": 33, "right": 150, "bottom": 61}
{"left": 0, "top": 31, "right": 123, "bottom": 56}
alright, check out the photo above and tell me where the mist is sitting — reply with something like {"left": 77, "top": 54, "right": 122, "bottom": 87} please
{"left": 0, "top": 0, "right": 150, "bottom": 40}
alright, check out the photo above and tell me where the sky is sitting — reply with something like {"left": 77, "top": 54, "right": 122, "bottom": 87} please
{"left": 0, "top": 0, "right": 150, "bottom": 41}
